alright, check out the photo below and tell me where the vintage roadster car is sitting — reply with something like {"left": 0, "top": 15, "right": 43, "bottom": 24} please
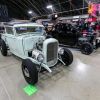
{"left": 0, "top": 25, "right": 5, "bottom": 46}
{"left": 46, "top": 23, "right": 100, "bottom": 55}
{"left": 1, "top": 22, "right": 73, "bottom": 85}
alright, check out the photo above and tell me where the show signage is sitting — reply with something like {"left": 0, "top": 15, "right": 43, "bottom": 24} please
{"left": 92, "top": 4, "right": 100, "bottom": 16}
{"left": 88, "top": 1, "right": 100, "bottom": 17}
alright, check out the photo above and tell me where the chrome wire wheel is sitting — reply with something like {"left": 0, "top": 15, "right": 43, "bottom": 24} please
{"left": 22, "top": 64, "right": 32, "bottom": 84}
{"left": 83, "top": 45, "right": 91, "bottom": 53}
{"left": 22, "top": 59, "right": 38, "bottom": 85}
{"left": 24, "top": 67, "right": 30, "bottom": 78}
{"left": 80, "top": 42, "right": 93, "bottom": 55}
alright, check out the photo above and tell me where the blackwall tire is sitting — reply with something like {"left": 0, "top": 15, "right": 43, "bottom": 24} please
{"left": 95, "top": 39, "right": 100, "bottom": 49}
{"left": 80, "top": 42, "right": 93, "bottom": 55}
{"left": 22, "top": 59, "right": 38, "bottom": 85}
{"left": 1, "top": 40, "right": 7, "bottom": 56}
{"left": 61, "top": 48, "right": 73, "bottom": 66}
{"left": 0, "top": 39, "right": 1, "bottom": 46}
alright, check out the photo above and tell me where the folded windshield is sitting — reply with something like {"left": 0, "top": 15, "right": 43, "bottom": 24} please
{"left": 15, "top": 27, "right": 42, "bottom": 34}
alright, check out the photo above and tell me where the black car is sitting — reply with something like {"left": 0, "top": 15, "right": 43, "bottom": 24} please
{"left": 46, "top": 23, "right": 100, "bottom": 55}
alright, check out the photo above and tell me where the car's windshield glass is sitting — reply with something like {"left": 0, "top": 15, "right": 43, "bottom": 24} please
{"left": 55, "top": 25, "right": 67, "bottom": 31}
{"left": 15, "top": 27, "right": 42, "bottom": 34}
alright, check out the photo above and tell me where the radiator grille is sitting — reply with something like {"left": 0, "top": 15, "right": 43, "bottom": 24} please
{"left": 47, "top": 42, "right": 58, "bottom": 62}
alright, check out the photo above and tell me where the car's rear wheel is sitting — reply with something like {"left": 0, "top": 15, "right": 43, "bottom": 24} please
{"left": 96, "top": 39, "right": 100, "bottom": 49}
{"left": 22, "top": 59, "right": 38, "bottom": 85}
{"left": 61, "top": 48, "right": 73, "bottom": 66}
{"left": 1, "top": 40, "right": 7, "bottom": 56}
{"left": 80, "top": 42, "right": 93, "bottom": 55}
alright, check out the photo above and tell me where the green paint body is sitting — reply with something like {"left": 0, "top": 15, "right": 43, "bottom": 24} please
{"left": 2, "top": 23, "right": 65, "bottom": 73}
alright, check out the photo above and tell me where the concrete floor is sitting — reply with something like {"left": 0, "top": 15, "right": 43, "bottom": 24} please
{"left": 0, "top": 49, "right": 100, "bottom": 100}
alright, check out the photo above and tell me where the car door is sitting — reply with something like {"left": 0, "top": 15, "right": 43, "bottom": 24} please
{"left": 5, "top": 27, "right": 17, "bottom": 53}
{"left": 53, "top": 25, "right": 61, "bottom": 42}
{"left": 59, "top": 26, "right": 77, "bottom": 46}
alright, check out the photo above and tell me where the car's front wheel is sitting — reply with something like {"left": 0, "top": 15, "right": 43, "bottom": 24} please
{"left": 22, "top": 59, "right": 38, "bottom": 85}
{"left": 61, "top": 48, "right": 73, "bottom": 66}
{"left": 1, "top": 40, "right": 7, "bottom": 56}
{"left": 80, "top": 42, "right": 93, "bottom": 55}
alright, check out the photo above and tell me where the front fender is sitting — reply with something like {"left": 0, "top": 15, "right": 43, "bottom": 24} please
{"left": 27, "top": 57, "right": 52, "bottom": 73}
{"left": 27, "top": 57, "right": 65, "bottom": 73}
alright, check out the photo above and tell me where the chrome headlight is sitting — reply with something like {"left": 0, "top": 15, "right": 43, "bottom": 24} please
{"left": 59, "top": 48, "right": 64, "bottom": 55}
{"left": 37, "top": 54, "right": 44, "bottom": 62}
{"left": 32, "top": 50, "right": 44, "bottom": 62}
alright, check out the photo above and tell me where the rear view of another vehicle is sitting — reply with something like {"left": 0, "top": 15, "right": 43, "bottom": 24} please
{"left": 78, "top": 31, "right": 100, "bottom": 55}
{"left": 47, "top": 23, "right": 100, "bottom": 55}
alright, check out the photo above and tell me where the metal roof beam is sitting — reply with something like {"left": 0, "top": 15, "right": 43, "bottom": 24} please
{"left": 33, "top": 7, "right": 88, "bottom": 18}
{"left": 68, "top": 0, "right": 81, "bottom": 14}
{"left": 53, "top": 0, "right": 70, "bottom": 15}
{"left": 85, "top": 0, "right": 89, "bottom": 4}
{"left": 27, "top": 0, "right": 43, "bottom": 16}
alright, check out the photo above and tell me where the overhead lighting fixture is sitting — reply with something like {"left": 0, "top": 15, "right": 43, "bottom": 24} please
{"left": 47, "top": 5, "right": 52, "bottom": 9}
{"left": 28, "top": 11, "right": 32, "bottom": 14}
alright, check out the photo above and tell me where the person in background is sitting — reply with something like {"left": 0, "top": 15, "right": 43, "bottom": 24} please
{"left": 44, "top": 25, "right": 48, "bottom": 33}
{"left": 88, "top": 25, "right": 92, "bottom": 32}
{"left": 93, "top": 22, "right": 97, "bottom": 30}
{"left": 88, "top": 25, "right": 93, "bottom": 36}
{"left": 95, "top": 23, "right": 99, "bottom": 37}
{"left": 43, "top": 25, "right": 47, "bottom": 36}
{"left": 84, "top": 21, "right": 89, "bottom": 31}
{"left": 52, "top": 25, "right": 55, "bottom": 31}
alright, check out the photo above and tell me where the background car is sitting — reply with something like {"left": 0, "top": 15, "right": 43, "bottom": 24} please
{"left": 46, "top": 23, "right": 100, "bottom": 55}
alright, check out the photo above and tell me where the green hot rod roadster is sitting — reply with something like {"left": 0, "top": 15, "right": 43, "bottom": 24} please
{"left": 1, "top": 22, "right": 73, "bottom": 85}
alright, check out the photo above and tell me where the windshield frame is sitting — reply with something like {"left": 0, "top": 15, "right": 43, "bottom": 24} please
{"left": 14, "top": 26, "right": 44, "bottom": 36}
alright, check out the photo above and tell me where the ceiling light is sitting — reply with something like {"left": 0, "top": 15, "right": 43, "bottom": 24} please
{"left": 47, "top": 5, "right": 52, "bottom": 9}
{"left": 28, "top": 11, "right": 32, "bottom": 14}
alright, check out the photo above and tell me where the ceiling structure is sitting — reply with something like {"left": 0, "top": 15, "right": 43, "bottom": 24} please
{"left": 1, "top": 0, "right": 99, "bottom": 19}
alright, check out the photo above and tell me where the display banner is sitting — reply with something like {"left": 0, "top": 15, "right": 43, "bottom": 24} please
{"left": 88, "top": 1, "right": 100, "bottom": 17}
{"left": 92, "top": 4, "right": 100, "bottom": 16}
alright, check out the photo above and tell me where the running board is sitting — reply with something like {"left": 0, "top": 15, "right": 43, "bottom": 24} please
{"left": 59, "top": 44, "right": 79, "bottom": 48}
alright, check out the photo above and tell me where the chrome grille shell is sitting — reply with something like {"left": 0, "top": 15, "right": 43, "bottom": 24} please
{"left": 43, "top": 38, "right": 58, "bottom": 67}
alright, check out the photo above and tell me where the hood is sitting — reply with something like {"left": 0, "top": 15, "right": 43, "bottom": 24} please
{"left": 21, "top": 35, "right": 45, "bottom": 51}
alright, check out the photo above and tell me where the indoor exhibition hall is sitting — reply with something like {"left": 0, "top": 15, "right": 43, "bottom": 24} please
{"left": 0, "top": 0, "right": 100, "bottom": 100}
